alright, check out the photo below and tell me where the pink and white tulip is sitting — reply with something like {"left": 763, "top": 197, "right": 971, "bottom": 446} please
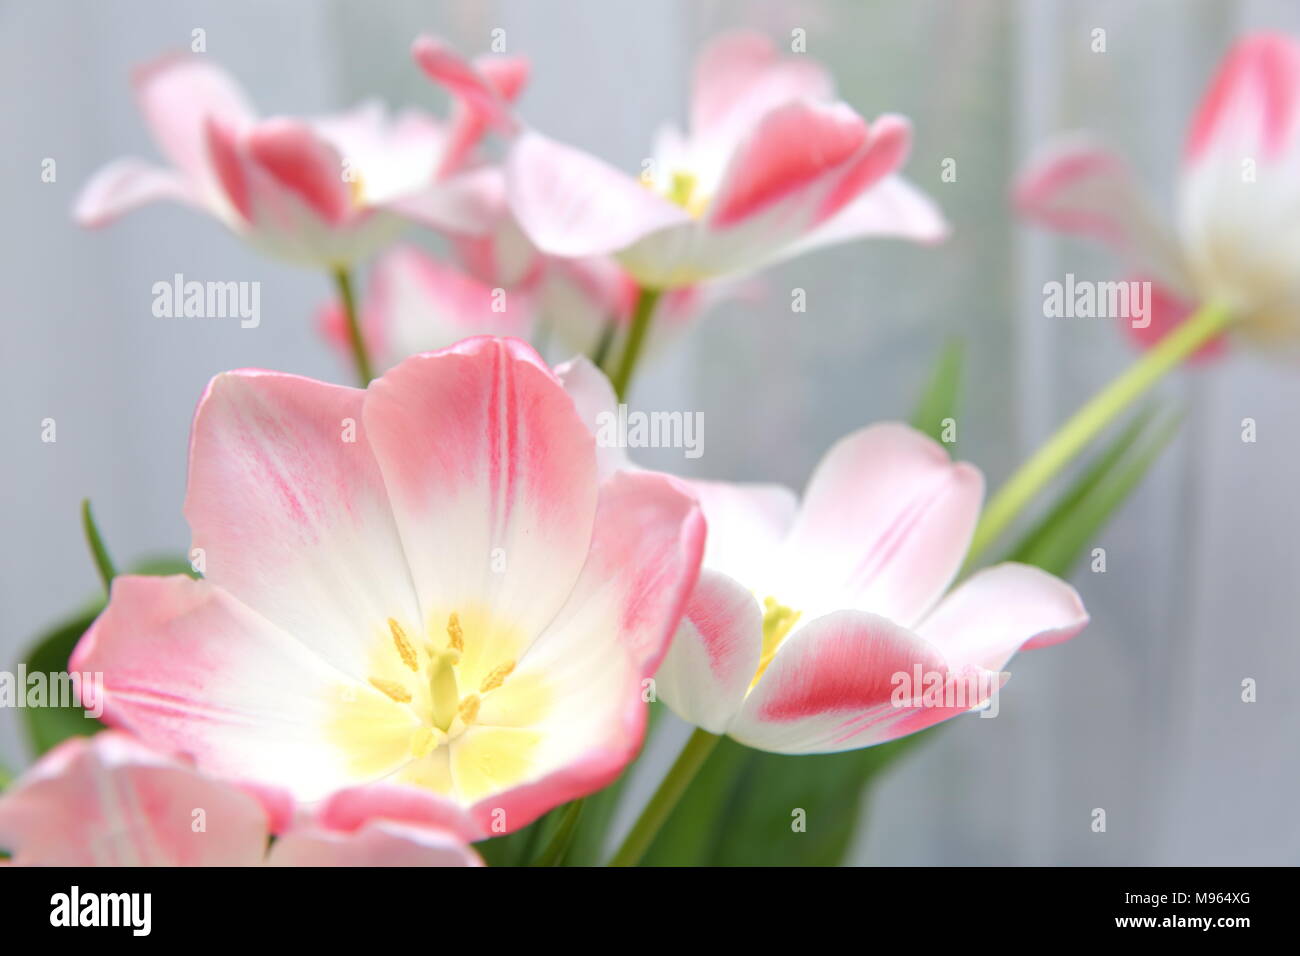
{"left": 419, "top": 31, "right": 948, "bottom": 288}
{"left": 1015, "top": 33, "right": 1300, "bottom": 355}
{"left": 0, "top": 733, "right": 480, "bottom": 866}
{"left": 70, "top": 337, "right": 705, "bottom": 837}
{"left": 75, "top": 49, "right": 527, "bottom": 267}
{"left": 653, "top": 424, "right": 1089, "bottom": 753}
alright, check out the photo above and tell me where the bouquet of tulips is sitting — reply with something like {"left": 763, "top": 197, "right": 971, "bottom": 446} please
{"left": 1, "top": 24, "right": 1287, "bottom": 869}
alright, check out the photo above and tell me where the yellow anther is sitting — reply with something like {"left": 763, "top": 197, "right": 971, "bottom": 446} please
{"left": 410, "top": 726, "right": 441, "bottom": 759}
{"left": 458, "top": 694, "right": 481, "bottom": 724}
{"left": 447, "top": 612, "right": 464, "bottom": 653}
{"left": 368, "top": 677, "right": 412, "bottom": 704}
{"left": 389, "top": 618, "right": 419, "bottom": 672}
{"left": 479, "top": 660, "right": 516, "bottom": 693}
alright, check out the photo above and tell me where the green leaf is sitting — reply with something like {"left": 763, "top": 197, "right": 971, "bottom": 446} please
{"left": 1009, "top": 408, "right": 1184, "bottom": 577}
{"left": 474, "top": 810, "right": 555, "bottom": 867}
{"left": 530, "top": 798, "right": 586, "bottom": 866}
{"left": 81, "top": 498, "right": 118, "bottom": 595}
{"left": 910, "top": 338, "right": 964, "bottom": 447}
{"left": 642, "top": 729, "right": 932, "bottom": 866}
{"left": 21, "top": 605, "right": 106, "bottom": 756}
{"left": 19, "top": 554, "right": 198, "bottom": 758}
{"left": 1001, "top": 403, "right": 1158, "bottom": 567}
{"left": 998, "top": 403, "right": 1185, "bottom": 574}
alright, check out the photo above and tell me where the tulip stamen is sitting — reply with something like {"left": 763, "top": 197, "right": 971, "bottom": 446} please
{"left": 480, "top": 660, "right": 515, "bottom": 693}
{"left": 369, "top": 677, "right": 412, "bottom": 704}
{"left": 389, "top": 618, "right": 419, "bottom": 672}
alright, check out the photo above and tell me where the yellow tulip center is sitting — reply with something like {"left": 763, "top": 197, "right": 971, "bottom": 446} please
{"left": 751, "top": 596, "right": 802, "bottom": 688}
{"left": 328, "top": 608, "right": 549, "bottom": 803}
{"left": 661, "top": 169, "right": 710, "bottom": 219}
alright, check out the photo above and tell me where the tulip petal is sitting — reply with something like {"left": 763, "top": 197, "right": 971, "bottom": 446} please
{"left": 777, "top": 423, "right": 983, "bottom": 628}
{"left": 132, "top": 54, "right": 255, "bottom": 190}
{"left": 781, "top": 175, "right": 949, "bottom": 259}
{"left": 447, "top": 470, "right": 703, "bottom": 828}
{"left": 73, "top": 158, "right": 194, "bottom": 227}
{"left": 384, "top": 164, "right": 507, "bottom": 236}
{"left": 685, "top": 478, "right": 798, "bottom": 588}
{"left": 1015, "top": 135, "right": 1192, "bottom": 294}
{"left": 730, "top": 610, "right": 991, "bottom": 753}
{"left": 413, "top": 35, "right": 520, "bottom": 136}
{"left": 555, "top": 354, "right": 628, "bottom": 480}
{"left": 507, "top": 130, "right": 691, "bottom": 258}
{"left": 362, "top": 338, "right": 599, "bottom": 666}
{"left": 246, "top": 118, "right": 354, "bottom": 225}
{"left": 708, "top": 100, "right": 869, "bottom": 229}
{"left": 339, "top": 244, "right": 532, "bottom": 371}
{"left": 1186, "top": 32, "right": 1300, "bottom": 164}
{"left": 71, "top": 577, "right": 414, "bottom": 802}
{"left": 690, "top": 31, "right": 833, "bottom": 150}
{"left": 185, "top": 370, "right": 421, "bottom": 678}
{"left": 656, "top": 569, "right": 763, "bottom": 734}
{"left": 267, "top": 820, "right": 482, "bottom": 867}
{"left": 812, "top": 114, "right": 913, "bottom": 226}
{"left": 0, "top": 733, "right": 271, "bottom": 867}
{"left": 525, "top": 468, "right": 705, "bottom": 677}
{"left": 311, "top": 102, "right": 448, "bottom": 205}
{"left": 916, "top": 563, "right": 1089, "bottom": 672}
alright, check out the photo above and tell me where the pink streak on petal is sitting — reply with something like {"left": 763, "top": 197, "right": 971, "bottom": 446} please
{"left": 1187, "top": 32, "right": 1300, "bottom": 162}
{"left": 246, "top": 118, "right": 353, "bottom": 224}
{"left": 709, "top": 100, "right": 869, "bottom": 229}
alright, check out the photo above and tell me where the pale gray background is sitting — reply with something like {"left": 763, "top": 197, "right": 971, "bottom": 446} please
{"left": 3, "top": 0, "right": 1298, "bottom": 865}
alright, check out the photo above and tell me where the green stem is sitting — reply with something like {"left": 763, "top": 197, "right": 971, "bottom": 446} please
{"left": 332, "top": 266, "right": 373, "bottom": 386}
{"left": 0, "top": 761, "right": 12, "bottom": 791}
{"left": 81, "top": 499, "right": 117, "bottom": 596}
{"left": 530, "top": 798, "right": 585, "bottom": 867}
{"left": 967, "top": 301, "right": 1235, "bottom": 564}
{"left": 589, "top": 318, "right": 618, "bottom": 370}
{"left": 608, "top": 728, "right": 720, "bottom": 867}
{"left": 607, "top": 288, "right": 662, "bottom": 401}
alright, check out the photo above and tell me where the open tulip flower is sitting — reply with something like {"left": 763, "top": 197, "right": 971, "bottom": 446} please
{"left": 1016, "top": 32, "right": 1300, "bottom": 355}
{"left": 418, "top": 30, "right": 948, "bottom": 288}
{"left": 654, "top": 423, "right": 1089, "bottom": 752}
{"left": 74, "top": 49, "right": 527, "bottom": 268}
{"left": 70, "top": 337, "right": 705, "bottom": 837}
{"left": 0, "top": 733, "right": 481, "bottom": 866}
